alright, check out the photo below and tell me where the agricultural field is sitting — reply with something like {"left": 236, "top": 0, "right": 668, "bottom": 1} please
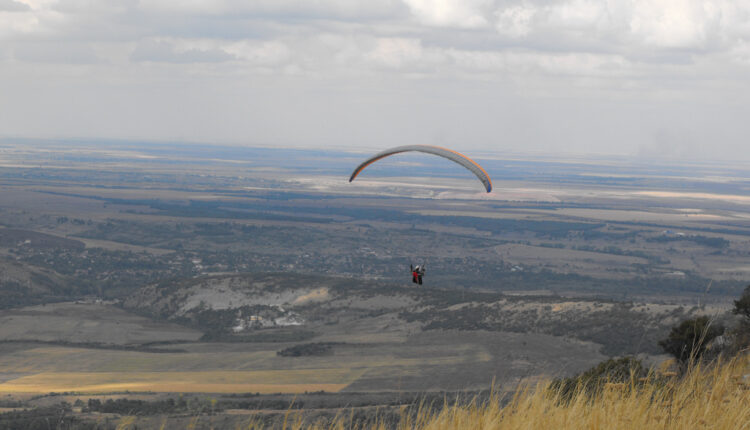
{"left": 0, "top": 302, "right": 201, "bottom": 344}
{"left": 0, "top": 369, "right": 357, "bottom": 395}
{"left": 0, "top": 298, "right": 608, "bottom": 395}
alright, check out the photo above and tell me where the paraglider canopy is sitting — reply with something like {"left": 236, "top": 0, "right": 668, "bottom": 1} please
{"left": 349, "top": 145, "right": 492, "bottom": 192}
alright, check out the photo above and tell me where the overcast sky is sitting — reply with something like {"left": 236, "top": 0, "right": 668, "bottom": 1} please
{"left": 1, "top": 0, "right": 749, "bottom": 160}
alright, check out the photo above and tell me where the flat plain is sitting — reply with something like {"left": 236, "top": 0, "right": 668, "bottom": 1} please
{"left": 0, "top": 141, "right": 746, "bottom": 413}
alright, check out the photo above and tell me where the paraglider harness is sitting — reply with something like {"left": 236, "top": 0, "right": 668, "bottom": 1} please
{"left": 410, "top": 264, "right": 425, "bottom": 285}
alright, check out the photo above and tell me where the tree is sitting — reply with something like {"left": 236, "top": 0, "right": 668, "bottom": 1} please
{"left": 551, "top": 356, "right": 647, "bottom": 401}
{"left": 732, "top": 285, "right": 750, "bottom": 320}
{"left": 658, "top": 316, "right": 723, "bottom": 366}
{"left": 729, "top": 285, "right": 750, "bottom": 352}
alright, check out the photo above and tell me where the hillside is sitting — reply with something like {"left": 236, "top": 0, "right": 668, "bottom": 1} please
{"left": 124, "top": 272, "right": 709, "bottom": 357}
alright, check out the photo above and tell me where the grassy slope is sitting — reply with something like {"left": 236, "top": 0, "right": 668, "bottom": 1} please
{"left": 260, "top": 355, "right": 750, "bottom": 429}
{"left": 406, "top": 358, "right": 749, "bottom": 430}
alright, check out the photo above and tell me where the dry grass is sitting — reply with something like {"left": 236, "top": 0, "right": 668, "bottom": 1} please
{"left": 425, "top": 355, "right": 748, "bottom": 430}
{"left": 221, "top": 355, "right": 749, "bottom": 430}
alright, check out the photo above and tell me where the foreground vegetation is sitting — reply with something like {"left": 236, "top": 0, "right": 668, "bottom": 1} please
{"left": 5, "top": 355, "right": 743, "bottom": 429}
{"left": 50, "top": 354, "right": 738, "bottom": 429}
{"left": 267, "top": 355, "right": 750, "bottom": 430}
{"left": 1, "top": 357, "right": 746, "bottom": 429}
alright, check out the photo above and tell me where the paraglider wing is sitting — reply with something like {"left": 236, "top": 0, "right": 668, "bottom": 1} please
{"left": 348, "top": 145, "right": 492, "bottom": 192}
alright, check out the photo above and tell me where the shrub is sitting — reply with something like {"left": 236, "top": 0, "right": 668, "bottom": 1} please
{"left": 658, "top": 316, "right": 723, "bottom": 366}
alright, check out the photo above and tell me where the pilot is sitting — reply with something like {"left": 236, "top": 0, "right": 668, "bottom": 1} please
{"left": 410, "top": 264, "right": 425, "bottom": 285}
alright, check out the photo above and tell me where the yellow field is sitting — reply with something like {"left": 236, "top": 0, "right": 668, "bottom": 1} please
{"left": 0, "top": 344, "right": 478, "bottom": 373}
{"left": 408, "top": 210, "right": 527, "bottom": 219}
{"left": 0, "top": 340, "right": 491, "bottom": 395}
{"left": 0, "top": 369, "right": 362, "bottom": 394}
{"left": 413, "top": 207, "right": 733, "bottom": 224}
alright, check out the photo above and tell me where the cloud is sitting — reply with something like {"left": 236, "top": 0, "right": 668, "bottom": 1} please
{"left": 12, "top": 41, "right": 100, "bottom": 63}
{"left": 2, "top": 0, "right": 750, "bottom": 159}
{"left": 0, "top": 0, "right": 30, "bottom": 11}
{"left": 139, "top": 0, "right": 406, "bottom": 21}
{"left": 130, "top": 39, "right": 235, "bottom": 63}
{"left": 495, "top": 4, "right": 536, "bottom": 38}
{"left": 628, "top": 0, "right": 719, "bottom": 49}
{"left": 366, "top": 37, "right": 443, "bottom": 69}
{"left": 404, "top": 0, "right": 491, "bottom": 28}
{"left": 224, "top": 40, "right": 291, "bottom": 66}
